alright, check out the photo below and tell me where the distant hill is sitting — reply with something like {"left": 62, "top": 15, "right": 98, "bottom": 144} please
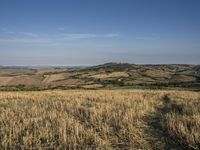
{"left": 85, "top": 62, "right": 134, "bottom": 71}
{"left": 193, "top": 65, "right": 200, "bottom": 72}
{"left": 0, "top": 63, "right": 200, "bottom": 90}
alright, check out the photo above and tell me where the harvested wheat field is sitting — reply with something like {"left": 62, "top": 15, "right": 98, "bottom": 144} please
{"left": 0, "top": 90, "right": 200, "bottom": 149}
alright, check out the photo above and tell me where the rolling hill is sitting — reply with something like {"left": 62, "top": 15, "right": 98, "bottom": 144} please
{"left": 0, "top": 63, "right": 200, "bottom": 90}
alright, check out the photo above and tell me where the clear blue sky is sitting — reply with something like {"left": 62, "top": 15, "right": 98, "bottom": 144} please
{"left": 0, "top": 0, "right": 200, "bottom": 65}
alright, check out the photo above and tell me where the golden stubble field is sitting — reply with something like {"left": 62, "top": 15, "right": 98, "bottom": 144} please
{"left": 0, "top": 90, "right": 199, "bottom": 149}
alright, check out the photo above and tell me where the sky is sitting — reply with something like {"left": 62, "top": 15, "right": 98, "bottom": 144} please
{"left": 0, "top": 0, "right": 200, "bottom": 66}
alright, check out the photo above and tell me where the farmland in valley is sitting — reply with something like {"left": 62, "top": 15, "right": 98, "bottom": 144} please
{"left": 0, "top": 63, "right": 200, "bottom": 91}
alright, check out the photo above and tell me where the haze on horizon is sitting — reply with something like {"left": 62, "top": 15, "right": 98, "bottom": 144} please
{"left": 0, "top": 0, "right": 200, "bottom": 66}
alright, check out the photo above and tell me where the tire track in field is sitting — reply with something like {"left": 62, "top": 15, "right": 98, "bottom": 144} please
{"left": 143, "top": 94, "right": 188, "bottom": 150}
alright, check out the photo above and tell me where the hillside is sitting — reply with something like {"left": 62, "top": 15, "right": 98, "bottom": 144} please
{"left": 0, "top": 63, "right": 200, "bottom": 90}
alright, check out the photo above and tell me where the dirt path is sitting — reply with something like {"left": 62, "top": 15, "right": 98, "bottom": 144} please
{"left": 143, "top": 95, "right": 187, "bottom": 150}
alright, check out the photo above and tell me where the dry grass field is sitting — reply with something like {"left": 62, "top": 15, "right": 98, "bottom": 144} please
{"left": 0, "top": 90, "right": 200, "bottom": 149}
{"left": 91, "top": 72, "right": 129, "bottom": 79}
